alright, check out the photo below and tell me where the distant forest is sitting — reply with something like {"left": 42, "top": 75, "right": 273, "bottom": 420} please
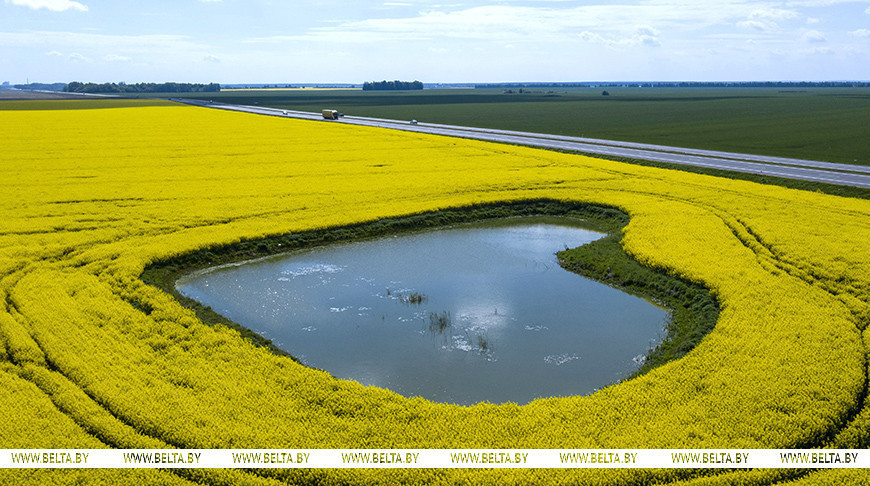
{"left": 362, "top": 80, "right": 423, "bottom": 91}
{"left": 63, "top": 82, "right": 221, "bottom": 93}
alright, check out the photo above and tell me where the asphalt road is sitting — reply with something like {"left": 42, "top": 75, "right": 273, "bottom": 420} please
{"left": 173, "top": 98, "right": 870, "bottom": 189}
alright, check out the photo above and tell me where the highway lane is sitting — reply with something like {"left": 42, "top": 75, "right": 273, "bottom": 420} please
{"left": 173, "top": 98, "right": 870, "bottom": 189}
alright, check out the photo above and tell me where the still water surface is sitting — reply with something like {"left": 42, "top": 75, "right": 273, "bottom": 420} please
{"left": 177, "top": 218, "right": 667, "bottom": 405}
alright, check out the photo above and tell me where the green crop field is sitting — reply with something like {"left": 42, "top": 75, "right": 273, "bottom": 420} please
{"left": 167, "top": 87, "right": 870, "bottom": 166}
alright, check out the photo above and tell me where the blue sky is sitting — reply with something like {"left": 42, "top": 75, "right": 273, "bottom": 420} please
{"left": 2, "top": 0, "right": 870, "bottom": 84}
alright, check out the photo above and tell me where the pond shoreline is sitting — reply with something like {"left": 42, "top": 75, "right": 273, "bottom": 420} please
{"left": 141, "top": 199, "right": 719, "bottom": 381}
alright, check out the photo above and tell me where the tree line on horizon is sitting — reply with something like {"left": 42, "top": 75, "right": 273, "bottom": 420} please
{"left": 63, "top": 82, "right": 221, "bottom": 94}
{"left": 362, "top": 80, "right": 423, "bottom": 91}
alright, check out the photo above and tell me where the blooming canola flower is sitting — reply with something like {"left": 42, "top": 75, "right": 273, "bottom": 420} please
{"left": 0, "top": 100, "right": 868, "bottom": 485}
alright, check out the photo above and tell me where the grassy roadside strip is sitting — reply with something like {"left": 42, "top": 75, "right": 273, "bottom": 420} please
{"left": 141, "top": 199, "right": 719, "bottom": 381}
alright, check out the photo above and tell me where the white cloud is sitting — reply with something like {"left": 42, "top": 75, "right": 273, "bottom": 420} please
{"left": 0, "top": 31, "right": 204, "bottom": 52}
{"left": 849, "top": 28, "right": 870, "bottom": 37}
{"left": 639, "top": 35, "right": 662, "bottom": 47}
{"left": 578, "top": 25, "right": 662, "bottom": 49}
{"left": 802, "top": 29, "right": 826, "bottom": 42}
{"left": 866, "top": 5, "right": 870, "bottom": 13}
{"left": 45, "top": 49, "right": 63, "bottom": 56}
{"left": 68, "top": 52, "right": 91, "bottom": 62}
{"left": 736, "top": 8, "right": 799, "bottom": 32}
{"left": 0, "top": 30, "right": 214, "bottom": 73}
{"left": 737, "top": 20, "right": 769, "bottom": 31}
{"left": 802, "top": 46, "right": 834, "bottom": 54}
{"left": 634, "top": 25, "right": 662, "bottom": 47}
{"left": 5, "top": 0, "right": 87, "bottom": 12}
{"left": 203, "top": 55, "right": 220, "bottom": 63}
{"left": 635, "top": 25, "right": 659, "bottom": 37}
{"left": 246, "top": 4, "right": 722, "bottom": 46}
{"left": 749, "top": 8, "right": 799, "bottom": 21}
{"left": 578, "top": 31, "right": 606, "bottom": 43}
{"left": 806, "top": 17, "right": 820, "bottom": 24}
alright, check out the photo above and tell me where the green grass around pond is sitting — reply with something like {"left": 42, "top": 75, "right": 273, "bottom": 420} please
{"left": 557, "top": 231, "right": 719, "bottom": 377}
{"left": 166, "top": 87, "right": 870, "bottom": 166}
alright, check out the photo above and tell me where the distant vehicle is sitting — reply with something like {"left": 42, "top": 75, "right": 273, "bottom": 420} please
{"left": 410, "top": 120, "right": 418, "bottom": 125}
{"left": 282, "top": 110, "right": 288, "bottom": 115}
{"left": 322, "top": 109, "right": 341, "bottom": 120}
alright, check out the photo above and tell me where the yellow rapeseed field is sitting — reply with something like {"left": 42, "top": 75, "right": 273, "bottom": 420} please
{"left": 1, "top": 99, "right": 868, "bottom": 485}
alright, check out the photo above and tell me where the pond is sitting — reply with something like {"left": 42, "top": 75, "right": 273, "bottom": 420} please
{"left": 176, "top": 217, "right": 668, "bottom": 405}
